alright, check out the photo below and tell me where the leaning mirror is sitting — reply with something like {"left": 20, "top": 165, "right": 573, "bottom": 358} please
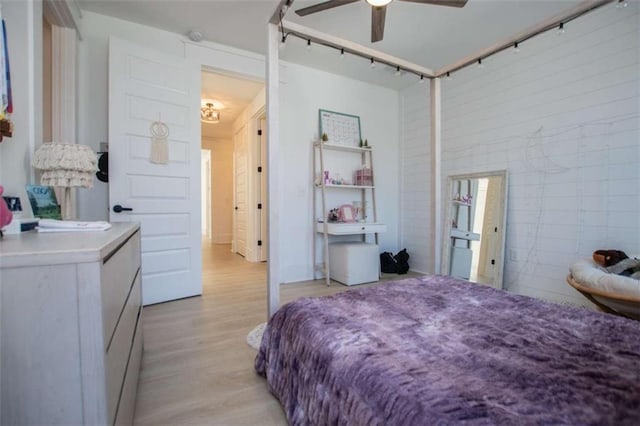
{"left": 442, "top": 170, "right": 508, "bottom": 289}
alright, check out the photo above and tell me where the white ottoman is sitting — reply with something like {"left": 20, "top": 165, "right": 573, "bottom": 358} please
{"left": 329, "top": 242, "right": 379, "bottom": 286}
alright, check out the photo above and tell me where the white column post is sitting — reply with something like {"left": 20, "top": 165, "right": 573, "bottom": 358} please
{"left": 266, "top": 22, "right": 280, "bottom": 317}
{"left": 430, "top": 78, "right": 442, "bottom": 274}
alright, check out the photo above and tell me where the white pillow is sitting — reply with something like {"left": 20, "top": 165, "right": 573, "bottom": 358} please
{"left": 570, "top": 258, "right": 640, "bottom": 298}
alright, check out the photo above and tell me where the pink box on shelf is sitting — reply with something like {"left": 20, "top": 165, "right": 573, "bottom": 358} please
{"left": 354, "top": 168, "right": 372, "bottom": 186}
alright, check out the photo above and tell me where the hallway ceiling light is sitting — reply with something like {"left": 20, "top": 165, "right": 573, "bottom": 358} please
{"left": 201, "top": 102, "right": 221, "bottom": 124}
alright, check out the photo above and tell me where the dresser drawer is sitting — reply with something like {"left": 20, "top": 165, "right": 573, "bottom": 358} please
{"left": 101, "top": 230, "right": 141, "bottom": 344}
{"left": 105, "top": 272, "right": 142, "bottom": 424}
{"left": 114, "top": 315, "right": 143, "bottom": 426}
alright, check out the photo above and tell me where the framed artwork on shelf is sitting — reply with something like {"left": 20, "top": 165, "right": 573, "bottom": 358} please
{"left": 318, "top": 109, "right": 361, "bottom": 147}
{"left": 337, "top": 204, "right": 357, "bottom": 223}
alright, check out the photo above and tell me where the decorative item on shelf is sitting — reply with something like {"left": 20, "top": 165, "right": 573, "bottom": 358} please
{"left": 354, "top": 167, "right": 373, "bottom": 186}
{"left": 331, "top": 172, "right": 345, "bottom": 185}
{"left": 352, "top": 201, "right": 367, "bottom": 222}
{"left": 0, "top": 118, "right": 12, "bottom": 140}
{"left": 1, "top": 193, "right": 38, "bottom": 234}
{"left": 0, "top": 185, "right": 13, "bottom": 237}
{"left": 328, "top": 208, "right": 339, "bottom": 222}
{"left": 359, "top": 138, "right": 364, "bottom": 148}
{"left": 336, "top": 204, "right": 356, "bottom": 223}
{"left": 32, "top": 142, "right": 98, "bottom": 219}
{"left": 363, "top": 139, "right": 370, "bottom": 149}
{"left": 321, "top": 132, "right": 328, "bottom": 142}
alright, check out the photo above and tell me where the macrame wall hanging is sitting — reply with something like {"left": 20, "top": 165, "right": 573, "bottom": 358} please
{"left": 150, "top": 120, "right": 169, "bottom": 164}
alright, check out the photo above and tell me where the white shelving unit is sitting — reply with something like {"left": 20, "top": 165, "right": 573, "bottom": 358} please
{"left": 313, "top": 141, "right": 386, "bottom": 286}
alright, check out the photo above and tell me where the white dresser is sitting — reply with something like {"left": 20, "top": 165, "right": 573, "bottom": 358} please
{"left": 0, "top": 223, "right": 143, "bottom": 425}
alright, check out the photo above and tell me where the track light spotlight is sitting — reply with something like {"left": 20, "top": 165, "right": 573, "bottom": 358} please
{"left": 557, "top": 22, "right": 565, "bottom": 35}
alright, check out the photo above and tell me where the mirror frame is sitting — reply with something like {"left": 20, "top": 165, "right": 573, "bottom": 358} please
{"left": 441, "top": 170, "right": 509, "bottom": 289}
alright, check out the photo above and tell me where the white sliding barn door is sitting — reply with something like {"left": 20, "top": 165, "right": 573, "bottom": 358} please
{"left": 108, "top": 37, "right": 202, "bottom": 305}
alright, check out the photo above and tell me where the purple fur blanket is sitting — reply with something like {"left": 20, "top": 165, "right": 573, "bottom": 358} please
{"left": 255, "top": 275, "right": 640, "bottom": 425}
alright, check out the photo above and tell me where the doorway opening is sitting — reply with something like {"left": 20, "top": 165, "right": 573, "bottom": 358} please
{"left": 200, "top": 69, "right": 266, "bottom": 293}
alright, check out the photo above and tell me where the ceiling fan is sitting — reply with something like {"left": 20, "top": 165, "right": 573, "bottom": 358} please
{"left": 295, "top": 0, "right": 468, "bottom": 43}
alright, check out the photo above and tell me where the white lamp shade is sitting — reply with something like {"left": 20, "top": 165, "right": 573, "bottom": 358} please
{"left": 32, "top": 143, "right": 98, "bottom": 189}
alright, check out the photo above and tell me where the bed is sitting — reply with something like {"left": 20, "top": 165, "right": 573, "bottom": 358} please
{"left": 255, "top": 275, "right": 640, "bottom": 425}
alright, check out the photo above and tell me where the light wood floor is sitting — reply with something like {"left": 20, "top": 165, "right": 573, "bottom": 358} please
{"left": 134, "top": 241, "right": 420, "bottom": 425}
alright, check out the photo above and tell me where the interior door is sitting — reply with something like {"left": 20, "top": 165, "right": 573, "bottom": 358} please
{"left": 258, "top": 118, "right": 267, "bottom": 262}
{"left": 234, "top": 126, "right": 248, "bottom": 257}
{"left": 108, "top": 37, "right": 202, "bottom": 305}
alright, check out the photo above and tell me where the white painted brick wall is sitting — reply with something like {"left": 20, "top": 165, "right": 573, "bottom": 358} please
{"left": 440, "top": 3, "right": 639, "bottom": 305}
{"left": 400, "top": 83, "right": 431, "bottom": 273}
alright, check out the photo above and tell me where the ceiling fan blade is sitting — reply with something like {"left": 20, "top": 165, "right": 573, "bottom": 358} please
{"left": 295, "top": 0, "right": 360, "bottom": 17}
{"left": 371, "top": 5, "right": 386, "bottom": 43}
{"left": 399, "top": 0, "right": 468, "bottom": 8}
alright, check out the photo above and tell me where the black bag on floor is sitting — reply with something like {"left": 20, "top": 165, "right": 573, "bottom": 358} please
{"left": 380, "top": 249, "right": 410, "bottom": 274}
{"left": 380, "top": 251, "right": 398, "bottom": 273}
{"left": 395, "top": 248, "right": 410, "bottom": 274}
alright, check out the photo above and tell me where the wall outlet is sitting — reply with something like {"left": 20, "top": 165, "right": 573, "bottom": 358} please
{"left": 509, "top": 249, "right": 518, "bottom": 261}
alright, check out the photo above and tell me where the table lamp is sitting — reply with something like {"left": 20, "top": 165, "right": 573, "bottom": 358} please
{"left": 32, "top": 142, "right": 98, "bottom": 219}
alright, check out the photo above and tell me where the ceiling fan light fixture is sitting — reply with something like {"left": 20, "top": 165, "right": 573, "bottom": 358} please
{"left": 366, "top": 0, "right": 393, "bottom": 6}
